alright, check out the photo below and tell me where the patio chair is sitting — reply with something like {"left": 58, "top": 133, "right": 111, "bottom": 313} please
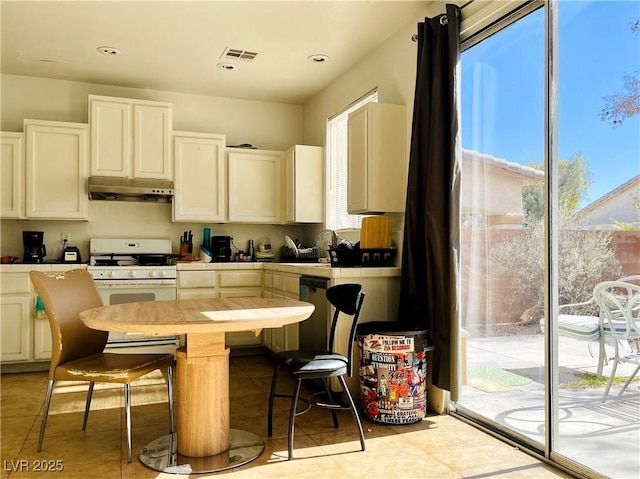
{"left": 539, "top": 275, "right": 640, "bottom": 378}
{"left": 540, "top": 300, "right": 605, "bottom": 377}
{"left": 593, "top": 280, "right": 640, "bottom": 402}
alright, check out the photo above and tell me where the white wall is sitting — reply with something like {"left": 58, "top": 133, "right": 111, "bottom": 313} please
{"left": 301, "top": 3, "right": 444, "bottom": 249}
{"left": 0, "top": 74, "right": 305, "bottom": 259}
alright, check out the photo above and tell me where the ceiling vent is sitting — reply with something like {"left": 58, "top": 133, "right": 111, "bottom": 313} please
{"left": 221, "top": 47, "right": 259, "bottom": 61}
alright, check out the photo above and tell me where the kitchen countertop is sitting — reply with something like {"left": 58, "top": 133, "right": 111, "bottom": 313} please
{"left": 0, "top": 263, "right": 87, "bottom": 272}
{"left": 176, "top": 261, "right": 400, "bottom": 278}
{"left": 1, "top": 262, "right": 401, "bottom": 279}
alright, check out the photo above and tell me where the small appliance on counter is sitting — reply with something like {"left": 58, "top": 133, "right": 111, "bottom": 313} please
{"left": 255, "top": 237, "right": 275, "bottom": 262}
{"left": 22, "top": 231, "right": 46, "bottom": 263}
{"left": 211, "top": 236, "right": 232, "bottom": 262}
{"left": 58, "top": 244, "right": 82, "bottom": 263}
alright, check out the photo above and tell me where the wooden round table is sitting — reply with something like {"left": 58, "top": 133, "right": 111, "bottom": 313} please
{"left": 80, "top": 297, "right": 314, "bottom": 474}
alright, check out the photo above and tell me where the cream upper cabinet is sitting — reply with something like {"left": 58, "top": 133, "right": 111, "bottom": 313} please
{"left": 1, "top": 132, "right": 24, "bottom": 219}
{"left": 227, "top": 148, "right": 283, "bottom": 223}
{"left": 347, "top": 102, "right": 406, "bottom": 214}
{"left": 89, "top": 95, "right": 172, "bottom": 179}
{"left": 284, "top": 145, "right": 324, "bottom": 223}
{"left": 173, "top": 132, "right": 226, "bottom": 222}
{"left": 24, "top": 120, "right": 89, "bottom": 220}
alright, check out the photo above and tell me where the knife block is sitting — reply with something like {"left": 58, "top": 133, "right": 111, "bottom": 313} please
{"left": 180, "top": 241, "right": 192, "bottom": 256}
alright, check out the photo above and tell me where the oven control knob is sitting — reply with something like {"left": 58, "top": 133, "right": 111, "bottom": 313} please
{"left": 109, "top": 270, "right": 117, "bottom": 278}
{"left": 159, "top": 270, "right": 168, "bottom": 278}
{"left": 129, "top": 270, "right": 137, "bottom": 278}
{"left": 150, "top": 270, "right": 158, "bottom": 278}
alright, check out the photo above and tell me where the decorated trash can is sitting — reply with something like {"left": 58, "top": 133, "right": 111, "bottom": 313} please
{"left": 357, "top": 322, "right": 434, "bottom": 424}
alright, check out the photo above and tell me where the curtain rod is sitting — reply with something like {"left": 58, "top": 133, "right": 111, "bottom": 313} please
{"left": 411, "top": 2, "right": 468, "bottom": 41}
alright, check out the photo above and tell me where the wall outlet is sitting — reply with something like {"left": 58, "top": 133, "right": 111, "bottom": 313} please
{"left": 61, "top": 232, "right": 71, "bottom": 244}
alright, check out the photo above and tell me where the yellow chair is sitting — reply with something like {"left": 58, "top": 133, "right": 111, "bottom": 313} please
{"left": 30, "top": 269, "right": 175, "bottom": 462}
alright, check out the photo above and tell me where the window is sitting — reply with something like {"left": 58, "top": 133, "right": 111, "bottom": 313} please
{"left": 325, "top": 90, "right": 378, "bottom": 230}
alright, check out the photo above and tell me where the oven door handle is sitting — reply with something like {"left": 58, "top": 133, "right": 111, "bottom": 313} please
{"left": 94, "top": 280, "right": 177, "bottom": 288}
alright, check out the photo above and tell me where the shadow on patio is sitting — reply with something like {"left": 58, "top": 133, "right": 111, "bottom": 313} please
{"left": 458, "top": 333, "right": 640, "bottom": 479}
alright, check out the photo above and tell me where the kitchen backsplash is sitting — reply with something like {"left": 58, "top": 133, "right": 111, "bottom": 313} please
{"left": 1, "top": 201, "right": 304, "bottom": 263}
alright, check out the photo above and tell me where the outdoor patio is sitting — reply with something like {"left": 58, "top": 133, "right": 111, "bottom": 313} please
{"left": 460, "top": 333, "right": 640, "bottom": 478}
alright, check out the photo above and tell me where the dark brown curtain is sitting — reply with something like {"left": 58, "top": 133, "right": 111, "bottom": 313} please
{"left": 398, "top": 4, "right": 461, "bottom": 396}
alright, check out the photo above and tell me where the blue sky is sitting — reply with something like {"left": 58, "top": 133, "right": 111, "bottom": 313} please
{"left": 461, "top": 0, "right": 640, "bottom": 206}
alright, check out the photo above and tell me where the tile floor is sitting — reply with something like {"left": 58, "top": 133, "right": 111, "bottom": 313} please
{"left": 1, "top": 352, "right": 572, "bottom": 479}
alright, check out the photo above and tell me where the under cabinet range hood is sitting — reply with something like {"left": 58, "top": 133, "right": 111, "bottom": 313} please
{"left": 88, "top": 176, "right": 174, "bottom": 202}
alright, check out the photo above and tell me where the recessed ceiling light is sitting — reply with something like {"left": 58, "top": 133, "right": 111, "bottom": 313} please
{"left": 97, "top": 46, "right": 122, "bottom": 55}
{"left": 217, "top": 63, "right": 236, "bottom": 71}
{"left": 307, "top": 54, "right": 329, "bottom": 63}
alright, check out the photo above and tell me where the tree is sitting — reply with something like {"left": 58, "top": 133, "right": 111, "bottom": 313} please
{"left": 600, "top": 20, "right": 640, "bottom": 127}
{"left": 490, "top": 223, "right": 622, "bottom": 323}
{"left": 600, "top": 74, "right": 640, "bottom": 127}
{"left": 522, "top": 154, "right": 592, "bottom": 225}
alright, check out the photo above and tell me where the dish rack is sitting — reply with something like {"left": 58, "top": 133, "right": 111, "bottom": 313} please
{"left": 328, "top": 247, "right": 396, "bottom": 267}
{"left": 280, "top": 245, "right": 319, "bottom": 263}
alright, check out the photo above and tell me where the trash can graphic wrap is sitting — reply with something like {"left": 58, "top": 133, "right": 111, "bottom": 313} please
{"left": 357, "top": 322, "right": 434, "bottom": 424}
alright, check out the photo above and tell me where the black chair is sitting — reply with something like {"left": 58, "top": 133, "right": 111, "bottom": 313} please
{"left": 267, "top": 283, "right": 366, "bottom": 460}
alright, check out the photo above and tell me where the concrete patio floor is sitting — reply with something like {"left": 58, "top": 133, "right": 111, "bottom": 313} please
{"left": 459, "top": 334, "right": 640, "bottom": 478}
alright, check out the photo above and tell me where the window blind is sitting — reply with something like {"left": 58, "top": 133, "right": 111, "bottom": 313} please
{"left": 326, "top": 91, "right": 378, "bottom": 230}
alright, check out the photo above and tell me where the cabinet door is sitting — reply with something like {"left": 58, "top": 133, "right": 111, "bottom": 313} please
{"left": 347, "top": 106, "right": 369, "bottom": 213}
{"left": 228, "top": 149, "right": 283, "bottom": 223}
{"left": 133, "top": 103, "right": 172, "bottom": 179}
{"left": 347, "top": 103, "right": 406, "bottom": 214}
{"left": 90, "top": 97, "right": 131, "bottom": 177}
{"left": 268, "top": 291, "right": 287, "bottom": 352}
{"left": 33, "top": 312, "right": 52, "bottom": 360}
{"left": 0, "top": 295, "right": 31, "bottom": 362}
{"left": 1, "top": 132, "right": 24, "bottom": 219}
{"left": 24, "top": 120, "right": 89, "bottom": 220}
{"left": 173, "top": 132, "right": 226, "bottom": 222}
{"left": 285, "top": 145, "right": 324, "bottom": 223}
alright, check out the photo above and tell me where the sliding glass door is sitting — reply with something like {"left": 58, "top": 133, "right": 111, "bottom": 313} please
{"left": 456, "top": 1, "right": 639, "bottom": 477}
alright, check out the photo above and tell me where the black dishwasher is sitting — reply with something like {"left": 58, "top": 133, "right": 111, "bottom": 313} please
{"left": 299, "top": 276, "right": 329, "bottom": 351}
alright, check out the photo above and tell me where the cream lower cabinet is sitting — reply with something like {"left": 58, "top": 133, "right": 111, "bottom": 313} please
{"left": 0, "top": 273, "right": 31, "bottom": 362}
{"left": 262, "top": 271, "right": 300, "bottom": 352}
{"left": 1, "top": 132, "right": 24, "bottom": 219}
{"left": 173, "top": 132, "right": 226, "bottom": 222}
{"left": 227, "top": 149, "right": 283, "bottom": 223}
{"left": 177, "top": 269, "right": 263, "bottom": 347}
{"left": 24, "top": 120, "right": 89, "bottom": 220}
{"left": 0, "top": 268, "right": 77, "bottom": 366}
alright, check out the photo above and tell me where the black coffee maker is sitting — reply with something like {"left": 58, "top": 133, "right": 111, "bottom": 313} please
{"left": 23, "top": 231, "right": 46, "bottom": 263}
{"left": 211, "top": 236, "right": 232, "bottom": 262}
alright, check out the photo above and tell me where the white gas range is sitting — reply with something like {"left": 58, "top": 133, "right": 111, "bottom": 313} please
{"left": 87, "top": 238, "right": 179, "bottom": 354}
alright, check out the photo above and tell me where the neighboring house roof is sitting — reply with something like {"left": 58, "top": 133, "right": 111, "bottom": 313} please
{"left": 460, "top": 149, "right": 544, "bottom": 220}
{"left": 462, "top": 149, "right": 544, "bottom": 182}
{"left": 574, "top": 174, "right": 640, "bottom": 228}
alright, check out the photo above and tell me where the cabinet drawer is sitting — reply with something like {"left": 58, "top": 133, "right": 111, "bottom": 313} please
{"left": 218, "top": 271, "right": 262, "bottom": 288}
{"left": 178, "top": 271, "right": 216, "bottom": 288}
{"left": 178, "top": 289, "right": 217, "bottom": 299}
{"left": 0, "top": 273, "right": 31, "bottom": 295}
